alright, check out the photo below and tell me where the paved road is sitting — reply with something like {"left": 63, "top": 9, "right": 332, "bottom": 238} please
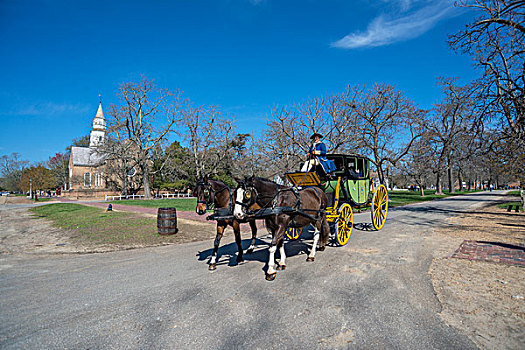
{"left": 0, "top": 191, "right": 507, "bottom": 349}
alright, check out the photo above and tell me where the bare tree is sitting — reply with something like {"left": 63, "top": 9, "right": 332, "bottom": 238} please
{"left": 0, "top": 153, "right": 28, "bottom": 192}
{"left": 47, "top": 153, "right": 69, "bottom": 191}
{"left": 398, "top": 136, "right": 435, "bottom": 196}
{"left": 450, "top": 0, "right": 524, "bottom": 145}
{"left": 177, "top": 104, "right": 235, "bottom": 179}
{"left": 99, "top": 122, "right": 140, "bottom": 195}
{"left": 264, "top": 85, "right": 422, "bottom": 184}
{"left": 341, "top": 84, "right": 423, "bottom": 185}
{"left": 424, "top": 79, "right": 478, "bottom": 194}
{"left": 265, "top": 95, "right": 362, "bottom": 175}
{"left": 108, "top": 77, "right": 184, "bottom": 198}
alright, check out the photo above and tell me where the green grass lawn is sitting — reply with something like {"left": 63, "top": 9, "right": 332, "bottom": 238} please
{"left": 388, "top": 189, "right": 483, "bottom": 207}
{"left": 30, "top": 203, "right": 178, "bottom": 246}
{"left": 497, "top": 191, "right": 523, "bottom": 211}
{"left": 498, "top": 201, "right": 523, "bottom": 211}
{"left": 109, "top": 197, "right": 197, "bottom": 211}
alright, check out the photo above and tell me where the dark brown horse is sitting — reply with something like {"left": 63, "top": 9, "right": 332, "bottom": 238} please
{"left": 233, "top": 176, "right": 330, "bottom": 280}
{"left": 194, "top": 176, "right": 258, "bottom": 270}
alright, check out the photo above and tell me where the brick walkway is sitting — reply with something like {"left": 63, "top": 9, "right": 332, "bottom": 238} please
{"left": 56, "top": 198, "right": 265, "bottom": 230}
{"left": 451, "top": 240, "right": 525, "bottom": 267}
{"left": 57, "top": 197, "right": 208, "bottom": 222}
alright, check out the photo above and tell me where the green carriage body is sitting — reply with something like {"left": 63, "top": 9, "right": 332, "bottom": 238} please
{"left": 320, "top": 154, "right": 372, "bottom": 207}
{"left": 284, "top": 153, "right": 388, "bottom": 244}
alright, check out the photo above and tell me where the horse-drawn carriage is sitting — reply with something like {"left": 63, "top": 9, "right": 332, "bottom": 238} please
{"left": 284, "top": 153, "right": 388, "bottom": 245}
{"left": 195, "top": 153, "right": 388, "bottom": 279}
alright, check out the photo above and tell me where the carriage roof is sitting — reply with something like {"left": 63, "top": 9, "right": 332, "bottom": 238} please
{"left": 327, "top": 153, "right": 370, "bottom": 161}
{"left": 326, "top": 153, "right": 371, "bottom": 169}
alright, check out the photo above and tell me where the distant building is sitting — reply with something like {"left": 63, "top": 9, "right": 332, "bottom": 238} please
{"left": 68, "top": 103, "right": 108, "bottom": 196}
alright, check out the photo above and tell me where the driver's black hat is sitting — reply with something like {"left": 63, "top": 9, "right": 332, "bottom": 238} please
{"left": 310, "top": 132, "right": 323, "bottom": 140}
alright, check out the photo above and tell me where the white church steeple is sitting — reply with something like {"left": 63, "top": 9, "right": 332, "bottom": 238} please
{"left": 89, "top": 102, "right": 106, "bottom": 147}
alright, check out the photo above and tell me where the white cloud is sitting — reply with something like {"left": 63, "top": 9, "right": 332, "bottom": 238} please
{"left": 332, "top": 1, "right": 457, "bottom": 49}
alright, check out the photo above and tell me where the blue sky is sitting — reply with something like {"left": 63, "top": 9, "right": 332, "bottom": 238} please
{"left": 0, "top": 0, "right": 478, "bottom": 163}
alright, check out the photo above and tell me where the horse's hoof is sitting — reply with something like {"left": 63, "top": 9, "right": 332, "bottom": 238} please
{"left": 236, "top": 257, "right": 244, "bottom": 264}
{"left": 265, "top": 273, "right": 276, "bottom": 281}
{"left": 306, "top": 257, "right": 315, "bottom": 262}
{"left": 319, "top": 246, "right": 326, "bottom": 252}
{"left": 276, "top": 264, "right": 286, "bottom": 271}
{"left": 208, "top": 264, "right": 217, "bottom": 271}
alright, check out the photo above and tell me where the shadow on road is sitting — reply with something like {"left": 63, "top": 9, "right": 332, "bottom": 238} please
{"left": 353, "top": 222, "right": 375, "bottom": 231}
{"left": 196, "top": 232, "right": 316, "bottom": 269}
{"left": 399, "top": 204, "right": 519, "bottom": 218}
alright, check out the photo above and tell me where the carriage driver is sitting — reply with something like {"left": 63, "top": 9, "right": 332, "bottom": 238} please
{"left": 301, "top": 132, "right": 336, "bottom": 173}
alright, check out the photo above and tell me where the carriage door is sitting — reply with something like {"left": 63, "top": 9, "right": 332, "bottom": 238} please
{"left": 356, "top": 158, "right": 369, "bottom": 203}
{"left": 345, "top": 157, "right": 359, "bottom": 203}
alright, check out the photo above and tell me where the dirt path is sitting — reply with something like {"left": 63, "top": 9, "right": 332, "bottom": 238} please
{"left": 430, "top": 205, "right": 525, "bottom": 350}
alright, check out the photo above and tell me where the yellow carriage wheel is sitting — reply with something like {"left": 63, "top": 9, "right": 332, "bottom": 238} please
{"left": 371, "top": 184, "right": 388, "bottom": 230}
{"left": 286, "top": 227, "right": 301, "bottom": 240}
{"left": 336, "top": 203, "right": 353, "bottom": 246}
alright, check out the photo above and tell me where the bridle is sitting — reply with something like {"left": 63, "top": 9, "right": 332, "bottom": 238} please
{"left": 236, "top": 179, "right": 280, "bottom": 215}
{"left": 196, "top": 181, "right": 214, "bottom": 210}
{"left": 196, "top": 180, "right": 231, "bottom": 211}
{"left": 235, "top": 181, "right": 258, "bottom": 213}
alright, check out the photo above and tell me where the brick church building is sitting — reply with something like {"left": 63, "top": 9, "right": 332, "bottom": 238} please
{"left": 67, "top": 103, "right": 109, "bottom": 198}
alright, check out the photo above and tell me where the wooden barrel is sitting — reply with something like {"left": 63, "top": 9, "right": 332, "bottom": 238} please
{"left": 157, "top": 208, "right": 178, "bottom": 235}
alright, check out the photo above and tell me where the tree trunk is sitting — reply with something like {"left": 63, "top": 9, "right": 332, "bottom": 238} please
{"left": 142, "top": 161, "right": 152, "bottom": 199}
{"left": 457, "top": 169, "right": 463, "bottom": 191}
{"left": 435, "top": 173, "right": 443, "bottom": 195}
{"left": 376, "top": 165, "right": 385, "bottom": 185}
{"left": 417, "top": 175, "right": 425, "bottom": 197}
{"left": 447, "top": 161, "right": 455, "bottom": 193}
{"left": 121, "top": 159, "right": 128, "bottom": 196}
{"left": 122, "top": 169, "right": 128, "bottom": 196}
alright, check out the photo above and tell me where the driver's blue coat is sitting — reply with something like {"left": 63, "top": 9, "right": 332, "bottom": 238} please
{"left": 309, "top": 142, "right": 336, "bottom": 173}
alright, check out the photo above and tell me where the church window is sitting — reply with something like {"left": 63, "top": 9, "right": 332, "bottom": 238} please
{"left": 84, "top": 172, "right": 91, "bottom": 188}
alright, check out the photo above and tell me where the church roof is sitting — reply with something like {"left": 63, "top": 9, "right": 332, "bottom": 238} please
{"left": 71, "top": 146, "right": 105, "bottom": 166}
{"left": 95, "top": 103, "right": 104, "bottom": 119}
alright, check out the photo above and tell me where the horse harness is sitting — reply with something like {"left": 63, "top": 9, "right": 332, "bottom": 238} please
{"left": 238, "top": 181, "right": 325, "bottom": 222}
{"left": 197, "top": 180, "right": 232, "bottom": 211}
